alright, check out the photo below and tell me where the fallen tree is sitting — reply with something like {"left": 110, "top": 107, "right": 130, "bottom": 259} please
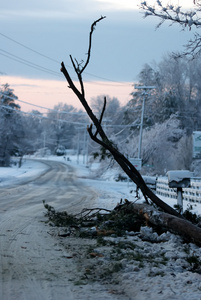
{"left": 43, "top": 199, "right": 201, "bottom": 247}
{"left": 116, "top": 202, "right": 201, "bottom": 247}
{"left": 60, "top": 16, "right": 180, "bottom": 217}
{"left": 60, "top": 17, "right": 201, "bottom": 245}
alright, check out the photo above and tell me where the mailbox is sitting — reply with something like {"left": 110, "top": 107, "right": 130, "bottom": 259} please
{"left": 167, "top": 170, "right": 193, "bottom": 214}
{"left": 167, "top": 170, "right": 192, "bottom": 188}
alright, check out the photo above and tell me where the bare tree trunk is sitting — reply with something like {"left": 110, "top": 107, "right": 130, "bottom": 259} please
{"left": 60, "top": 17, "right": 182, "bottom": 219}
{"left": 123, "top": 202, "right": 201, "bottom": 247}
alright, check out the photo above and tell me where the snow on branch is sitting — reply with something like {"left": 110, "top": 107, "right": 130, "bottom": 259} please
{"left": 140, "top": 1, "right": 201, "bottom": 58}
{"left": 140, "top": 1, "right": 201, "bottom": 29}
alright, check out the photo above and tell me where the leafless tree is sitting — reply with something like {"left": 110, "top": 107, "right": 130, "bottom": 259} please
{"left": 60, "top": 16, "right": 182, "bottom": 218}
{"left": 140, "top": 1, "right": 201, "bottom": 57}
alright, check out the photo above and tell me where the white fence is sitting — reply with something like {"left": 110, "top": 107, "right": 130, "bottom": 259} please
{"left": 156, "top": 176, "right": 201, "bottom": 204}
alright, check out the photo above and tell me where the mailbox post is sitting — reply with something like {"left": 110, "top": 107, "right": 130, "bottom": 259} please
{"left": 176, "top": 187, "right": 183, "bottom": 211}
{"left": 167, "top": 170, "right": 192, "bottom": 213}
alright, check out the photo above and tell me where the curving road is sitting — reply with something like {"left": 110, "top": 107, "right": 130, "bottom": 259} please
{"left": 0, "top": 160, "right": 97, "bottom": 215}
{"left": 0, "top": 160, "right": 116, "bottom": 300}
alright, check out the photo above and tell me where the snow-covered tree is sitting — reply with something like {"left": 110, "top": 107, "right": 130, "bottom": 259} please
{"left": 90, "top": 95, "right": 126, "bottom": 159}
{"left": 141, "top": 115, "right": 191, "bottom": 174}
{"left": 127, "top": 54, "right": 201, "bottom": 132}
{"left": 121, "top": 115, "right": 192, "bottom": 175}
{"left": 46, "top": 103, "right": 86, "bottom": 154}
{"left": 0, "top": 83, "right": 20, "bottom": 111}
{"left": 0, "top": 84, "right": 22, "bottom": 166}
{"left": 90, "top": 95, "right": 122, "bottom": 126}
{"left": 140, "top": 0, "right": 201, "bottom": 57}
{"left": 21, "top": 110, "right": 44, "bottom": 154}
{"left": 120, "top": 52, "right": 201, "bottom": 174}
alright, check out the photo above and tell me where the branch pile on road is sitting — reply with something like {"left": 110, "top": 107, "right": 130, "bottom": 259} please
{"left": 43, "top": 199, "right": 201, "bottom": 297}
{"left": 43, "top": 199, "right": 147, "bottom": 238}
{"left": 43, "top": 198, "right": 201, "bottom": 246}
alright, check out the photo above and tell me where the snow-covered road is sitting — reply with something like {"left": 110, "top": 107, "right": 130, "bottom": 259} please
{"left": 0, "top": 159, "right": 123, "bottom": 300}
{"left": 2, "top": 157, "right": 201, "bottom": 300}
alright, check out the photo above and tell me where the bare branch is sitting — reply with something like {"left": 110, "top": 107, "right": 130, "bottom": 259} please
{"left": 182, "top": 33, "right": 201, "bottom": 58}
{"left": 60, "top": 62, "right": 83, "bottom": 100}
{"left": 81, "top": 16, "right": 106, "bottom": 74}
{"left": 94, "top": 96, "right": 107, "bottom": 137}
{"left": 140, "top": 1, "right": 201, "bottom": 29}
{"left": 62, "top": 16, "right": 106, "bottom": 100}
{"left": 140, "top": 1, "right": 201, "bottom": 57}
{"left": 75, "top": 207, "right": 112, "bottom": 219}
{"left": 61, "top": 17, "right": 182, "bottom": 219}
{"left": 69, "top": 55, "right": 85, "bottom": 97}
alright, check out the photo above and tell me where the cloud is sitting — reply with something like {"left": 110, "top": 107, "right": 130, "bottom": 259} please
{"left": 0, "top": 0, "right": 195, "bottom": 83}
{"left": 1, "top": 0, "right": 108, "bottom": 20}
{"left": 1, "top": 0, "right": 193, "bottom": 21}
{"left": 96, "top": 0, "right": 138, "bottom": 11}
{"left": 11, "top": 83, "right": 40, "bottom": 88}
{"left": 0, "top": 75, "right": 133, "bottom": 112}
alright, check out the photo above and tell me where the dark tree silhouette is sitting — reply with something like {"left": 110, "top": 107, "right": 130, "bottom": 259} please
{"left": 60, "top": 16, "right": 181, "bottom": 218}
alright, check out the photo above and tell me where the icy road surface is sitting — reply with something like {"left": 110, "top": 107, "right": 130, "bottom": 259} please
{"left": 0, "top": 160, "right": 123, "bottom": 300}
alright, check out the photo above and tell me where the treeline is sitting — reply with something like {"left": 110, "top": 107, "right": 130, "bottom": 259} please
{"left": 121, "top": 54, "right": 201, "bottom": 174}
{"left": 1, "top": 54, "right": 201, "bottom": 174}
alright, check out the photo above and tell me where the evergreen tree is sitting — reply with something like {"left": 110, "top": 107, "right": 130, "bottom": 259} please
{"left": 0, "top": 84, "right": 22, "bottom": 166}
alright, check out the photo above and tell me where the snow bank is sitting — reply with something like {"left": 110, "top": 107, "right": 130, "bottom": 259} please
{"left": 0, "top": 158, "right": 49, "bottom": 186}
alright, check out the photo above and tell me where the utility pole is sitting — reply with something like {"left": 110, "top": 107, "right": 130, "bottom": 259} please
{"left": 83, "top": 127, "right": 87, "bottom": 164}
{"left": 43, "top": 131, "right": 46, "bottom": 148}
{"left": 86, "top": 131, "right": 89, "bottom": 166}
{"left": 134, "top": 85, "right": 156, "bottom": 160}
{"left": 77, "top": 129, "right": 80, "bottom": 164}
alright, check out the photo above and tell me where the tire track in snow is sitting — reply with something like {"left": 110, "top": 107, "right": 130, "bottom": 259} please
{"left": 0, "top": 160, "right": 117, "bottom": 300}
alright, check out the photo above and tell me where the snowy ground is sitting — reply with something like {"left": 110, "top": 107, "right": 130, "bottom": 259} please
{"left": 0, "top": 158, "right": 49, "bottom": 187}
{"left": 1, "top": 155, "right": 201, "bottom": 299}
{"left": 2, "top": 155, "right": 201, "bottom": 214}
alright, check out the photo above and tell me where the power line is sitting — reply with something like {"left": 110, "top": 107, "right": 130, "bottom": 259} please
{"left": 0, "top": 32, "right": 60, "bottom": 64}
{"left": 0, "top": 91, "right": 87, "bottom": 115}
{"left": 0, "top": 50, "right": 132, "bottom": 87}
{"left": 0, "top": 49, "right": 63, "bottom": 78}
{"left": 0, "top": 94, "right": 137, "bottom": 128}
{"left": 0, "top": 32, "right": 132, "bottom": 86}
{"left": 0, "top": 104, "right": 88, "bottom": 126}
{"left": 0, "top": 52, "right": 61, "bottom": 78}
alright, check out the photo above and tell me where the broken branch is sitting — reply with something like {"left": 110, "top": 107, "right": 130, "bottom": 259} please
{"left": 61, "top": 17, "right": 182, "bottom": 219}
{"left": 81, "top": 16, "right": 106, "bottom": 74}
{"left": 94, "top": 96, "right": 107, "bottom": 137}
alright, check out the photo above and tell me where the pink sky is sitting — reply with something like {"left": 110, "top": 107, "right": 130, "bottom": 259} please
{"left": 1, "top": 76, "right": 133, "bottom": 112}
